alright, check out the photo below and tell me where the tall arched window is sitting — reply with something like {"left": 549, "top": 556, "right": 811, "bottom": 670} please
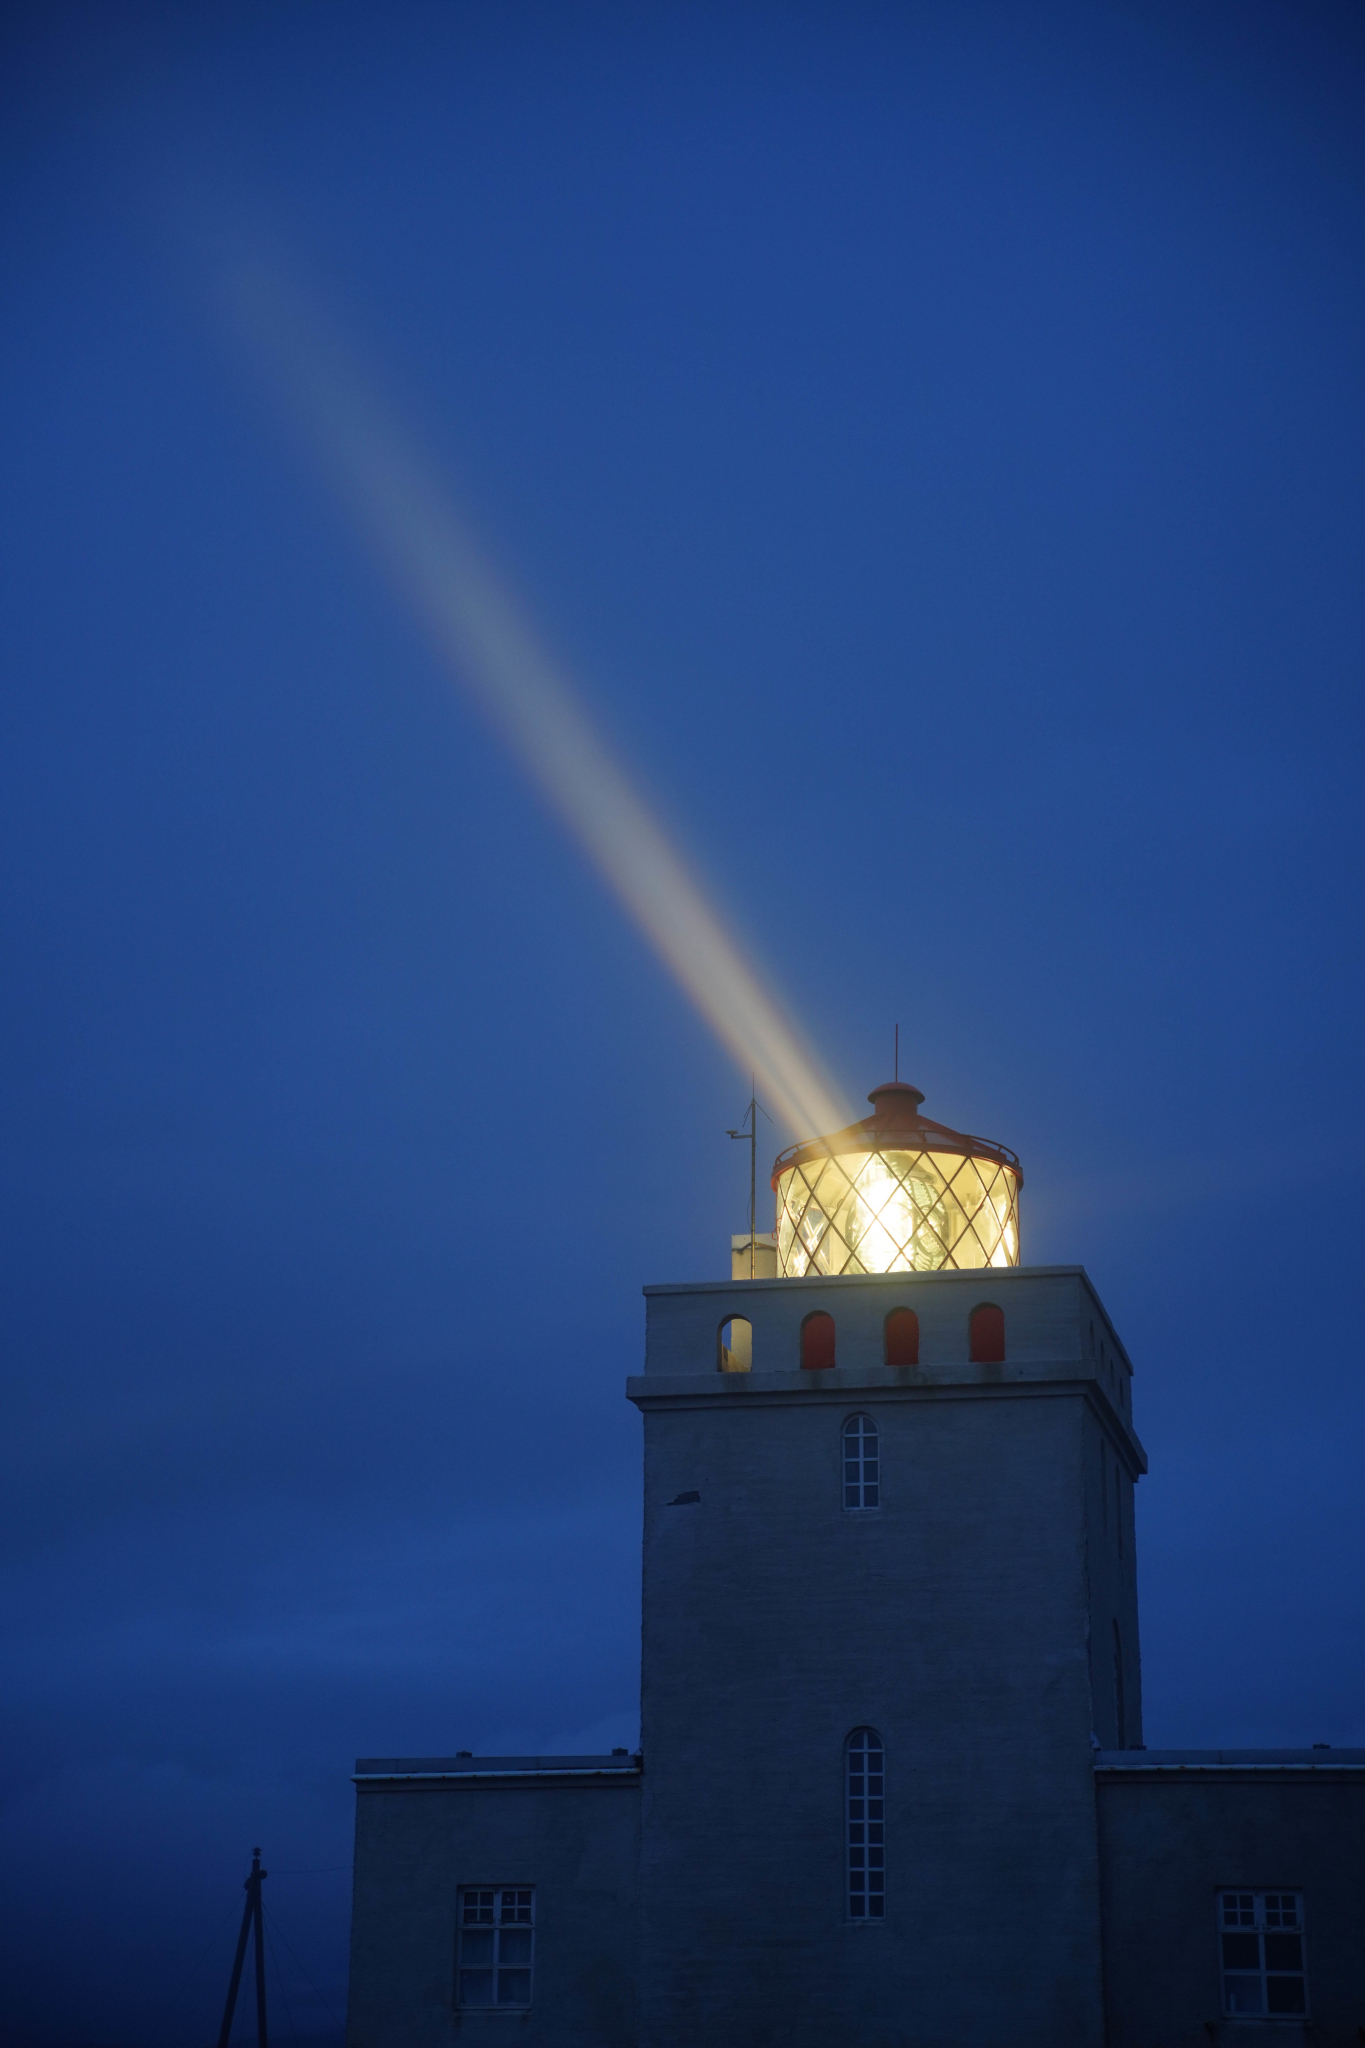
{"left": 801, "top": 1311, "right": 836, "bottom": 1370}
{"left": 846, "top": 1729, "right": 885, "bottom": 1919}
{"left": 1113, "top": 1621, "right": 1126, "bottom": 1748}
{"left": 843, "top": 1415, "right": 880, "bottom": 1510}
{"left": 883, "top": 1307, "right": 919, "bottom": 1368}
{"left": 969, "top": 1302, "right": 1006, "bottom": 1363}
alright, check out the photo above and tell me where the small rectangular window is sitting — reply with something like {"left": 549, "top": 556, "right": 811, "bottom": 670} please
{"left": 458, "top": 1888, "right": 534, "bottom": 2008}
{"left": 1218, "top": 1892, "right": 1306, "bottom": 2016}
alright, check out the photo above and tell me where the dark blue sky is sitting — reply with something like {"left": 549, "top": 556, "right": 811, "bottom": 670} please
{"left": 2, "top": 4, "right": 1363, "bottom": 2041}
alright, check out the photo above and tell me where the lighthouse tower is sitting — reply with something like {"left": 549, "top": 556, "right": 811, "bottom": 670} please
{"left": 629, "top": 1080, "right": 1143, "bottom": 2044}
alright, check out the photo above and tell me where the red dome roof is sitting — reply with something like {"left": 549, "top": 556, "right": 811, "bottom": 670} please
{"left": 771, "top": 1082, "right": 1021, "bottom": 1192}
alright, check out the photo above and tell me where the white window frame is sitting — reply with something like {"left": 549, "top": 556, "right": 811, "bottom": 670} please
{"left": 457, "top": 1886, "right": 535, "bottom": 2009}
{"left": 1218, "top": 1891, "right": 1307, "bottom": 2018}
{"left": 846, "top": 1728, "right": 885, "bottom": 1921}
{"left": 843, "top": 1413, "right": 880, "bottom": 1512}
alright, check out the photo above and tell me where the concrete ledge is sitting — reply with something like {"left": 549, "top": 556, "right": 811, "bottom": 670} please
{"left": 1095, "top": 1748, "right": 1365, "bottom": 1774}
{"left": 627, "top": 1368, "right": 1147, "bottom": 1468}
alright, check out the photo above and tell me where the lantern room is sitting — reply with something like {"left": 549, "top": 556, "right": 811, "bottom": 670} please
{"left": 771, "top": 1081, "right": 1021, "bottom": 1277}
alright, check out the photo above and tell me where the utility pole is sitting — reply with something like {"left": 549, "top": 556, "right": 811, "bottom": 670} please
{"left": 726, "top": 1080, "right": 770, "bottom": 1277}
{"left": 217, "top": 1847, "right": 269, "bottom": 2048}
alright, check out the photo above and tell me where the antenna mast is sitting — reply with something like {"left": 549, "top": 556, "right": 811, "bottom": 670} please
{"left": 217, "top": 1847, "right": 269, "bottom": 2048}
{"left": 726, "top": 1080, "right": 770, "bottom": 1277}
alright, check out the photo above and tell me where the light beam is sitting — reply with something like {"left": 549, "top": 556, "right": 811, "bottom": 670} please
{"left": 226, "top": 264, "right": 849, "bottom": 1140}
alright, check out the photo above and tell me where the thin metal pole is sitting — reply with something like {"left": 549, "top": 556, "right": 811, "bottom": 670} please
{"left": 218, "top": 1849, "right": 267, "bottom": 2048}
{"left": 252, "top": 1849, "right": 269, "bottom": 2048}
{"left": 749, "top": 1075, "right": 756, "bottom": 1278}
{"left": 729, "top": 1089, "right": 770, "bottom": 1278}
{"left": 894, "top": 1023, "right": 899, "bottom": 1082}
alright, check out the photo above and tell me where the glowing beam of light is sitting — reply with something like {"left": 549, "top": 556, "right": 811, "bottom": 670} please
{"left": 225, "top": 265, "right": 849, "bottom": 1142}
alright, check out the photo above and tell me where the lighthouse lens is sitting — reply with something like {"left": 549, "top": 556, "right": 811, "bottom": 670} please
{"left": 775, "top": 1146, "right": 1018, "bottom": 1277}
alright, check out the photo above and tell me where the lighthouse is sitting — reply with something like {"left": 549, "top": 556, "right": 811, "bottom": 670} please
{"left": 631, "top": 1080, "right": 1137, "bottom": 2043}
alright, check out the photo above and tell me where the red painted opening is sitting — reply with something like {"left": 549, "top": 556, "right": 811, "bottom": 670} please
{"left": 801, "top": 1311, "right": 836, "bottom": 1371}
{"left": 884, "top": 1308, "right": 919, "bottom": 1367}
{"left": 969, "top": 1303, "right": 1006, "bottom": 1364}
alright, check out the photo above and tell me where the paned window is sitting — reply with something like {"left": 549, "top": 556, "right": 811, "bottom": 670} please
{"left": 458, "top": 1888, "right": 534, "bottom": 2008}
{"left": 846, "top": 1729, "right": 885, "bottom": 1919}
{"left": 843, "top": 1415, "right": 880, "bottom": 1510}
{"left": 1219, "top": 1892, "right": 1307, "bottom": 2016}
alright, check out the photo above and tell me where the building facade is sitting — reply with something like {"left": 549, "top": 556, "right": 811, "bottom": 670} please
{"left": 346, "top": 1091, "right": 1363, "bottom": 2043}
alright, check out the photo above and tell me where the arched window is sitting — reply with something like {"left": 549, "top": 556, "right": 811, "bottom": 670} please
{"left": 883, "top": 1308, "right": 919, "bottom": 1368}
{"left": 718, "top": 1316, "right": 752, "bottom": 1373}
{"left": 846, "top": 1728, "right": 885, "bottom": 1919}
{"left": 1113, "top": 1621, "right": 1126, "bottom": 1748}
{"left": 969, "top": 1302, "right": 1005, "bottom": 1364}
{"left": 801, "top": 1311, "right": 836, "bottom": 1371}
{"left": 843, "top": 1415, "right": 880, "bottom": 1510}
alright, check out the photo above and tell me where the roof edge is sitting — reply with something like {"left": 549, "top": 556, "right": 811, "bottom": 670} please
{"left": 643, "top": 1264, "right": 1094, "bottom": 1296}
{"left": 1095, "top": 1747, "right": 1365, "bottom": 1773}
{"left": 354, "top": 1752, "right": 641, "bottom": 1782}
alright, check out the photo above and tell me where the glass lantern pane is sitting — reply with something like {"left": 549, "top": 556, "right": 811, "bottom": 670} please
{"left": 776, "top": 1145, "right": 1019, "bottom": 1277}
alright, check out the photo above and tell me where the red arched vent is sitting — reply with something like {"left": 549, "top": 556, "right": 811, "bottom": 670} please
{"left": 801, "top": 1312, "right": 837, "bottom": 1371}
{"left": 969, "top": 1303, "right": 1006, "bottom": 1364}
{"left": 884, "top": 1308, "right": 919, "bottom": 1368}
